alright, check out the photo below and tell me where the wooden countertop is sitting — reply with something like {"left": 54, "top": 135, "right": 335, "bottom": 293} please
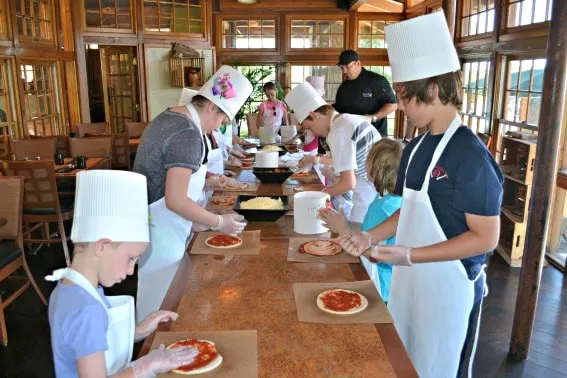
{"left": 139, "top": 167, "right": 417, "bottom": 377}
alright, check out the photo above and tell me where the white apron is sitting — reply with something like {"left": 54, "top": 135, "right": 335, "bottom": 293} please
{"left": 136, "top": 104, "right": 208, "bottom": 323}
{"left": 197, "top": 132, "right": 224, "bottom": 208}
{"left": 388, "top": 116, "right": 486, "bottom": 378}
{"left": 261, "top": 101, "right": 285, "bottom": 133}
{"left": 46, "top": 268, "right": 135, "bottom": 375}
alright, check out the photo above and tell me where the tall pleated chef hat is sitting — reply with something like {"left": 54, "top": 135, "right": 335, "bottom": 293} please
{"left": 178, "top": 88, "right": 199, "bottom": 106}
{"left": 305, "top": 76, "right": 326, "bottom": 96}
{"left": 284, "top": 82, "right": 327, "bottom": 123}
{"left": 385, "top": 11, "right": 460, "bottom": 83}
{"left": 71, "top": 170, "right": 149, "bottom": 243}
{"left": 197, "top": 65, "right": 253, "bottom": 120}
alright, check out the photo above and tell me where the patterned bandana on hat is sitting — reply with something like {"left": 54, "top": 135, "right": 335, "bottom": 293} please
{"left": 284, "top": 82, "right": 327, "bottom": 123}
{"left": 385, "top": 11, "right": 461, "bottom": 83}
{"left": 197, "top": 65, "right": 253, "bottom": 120}
{"left": 71, "top": 170, "right": 149, "bottom": 243}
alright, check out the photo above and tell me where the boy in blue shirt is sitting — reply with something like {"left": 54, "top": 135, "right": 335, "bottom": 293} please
{"left": 48, "top": 170, "right": 198, "bottom": 377}
{"left": 319, "top": 139, "right": 403, "bottom": 302}
{"left": 338, "top": 12, "right": 503, "bottom": 378}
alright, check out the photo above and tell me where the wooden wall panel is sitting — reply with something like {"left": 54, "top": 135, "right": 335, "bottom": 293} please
{"left": 63, "top": 60, "right": 81, "bottom": 132}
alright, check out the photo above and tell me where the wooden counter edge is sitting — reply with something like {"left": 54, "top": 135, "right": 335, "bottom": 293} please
{"left": 139, "top": 244, "right": 418, "bottom": 378}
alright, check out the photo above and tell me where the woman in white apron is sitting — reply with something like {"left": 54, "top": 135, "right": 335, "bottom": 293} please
{"left": 258, "top": 82, "right": 288, "bottom": 133}
{"left": 134, "top": 66, "right": 252, "bottom": 322}
{"left": 285, "top": 83, "right": 380, "bottom": 226}
{"left": 337, "top": 13, "right": 503, "bottom": 377}
{"left": 47, "top": 170, "right": 198, "bottom": 377}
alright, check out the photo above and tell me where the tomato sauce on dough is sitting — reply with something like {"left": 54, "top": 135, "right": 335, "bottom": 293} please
{"left": 321, "top": 290, "right": 362, "bottom": 312}
{"left": 170, "top": 339, "right": 218, "bottom": 372}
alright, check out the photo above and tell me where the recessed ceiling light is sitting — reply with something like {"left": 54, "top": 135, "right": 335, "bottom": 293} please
{"left": 237, "top": 0, "right": 258, "bottom": 3}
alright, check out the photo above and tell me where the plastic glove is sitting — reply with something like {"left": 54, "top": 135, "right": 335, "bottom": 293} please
{"left": 220, "top": 176, "right": 248, "bottom": 189}
{"left": 226, "top": 156, "right": 242, "bottom": 168}
{"left": 135, "top": 311, "right": 178, "bottom": 341}
{"left": 368, "top": 245, "right": 413, "bottom": 266}
{"left": 211, "top": 214, "right": 246, "bottom": 236}
{"left": 318, "top": 208, "right": 351, "bottom": 236}
{"left": 131, "top": 344, "right": 199, "bottom": 378}
{"left": 336, "top": 231, "right": 373, "bottom": 257}
{"left": 192, "top": 222, "right": 211, "bottom": 233}
{"left": 320, "top": 166, "right": 336, "bottom": 181}
{"left": 204, "top": 175, "right": 222, "bottom": 189}
{"left": 299, "top": 155, "right": 317, "bottom": 168}
{"left": 224, "top": 169, "right": 236, "bottom": 177}
{"left": 230, "top": 148, "right": 246, "bottom": 159}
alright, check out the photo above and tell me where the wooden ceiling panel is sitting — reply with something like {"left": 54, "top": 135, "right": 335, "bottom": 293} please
{"left": 350, "top": 0, "right": 404, "bottom": 13}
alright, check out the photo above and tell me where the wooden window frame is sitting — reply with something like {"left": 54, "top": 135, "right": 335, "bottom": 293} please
{"left": 215, "top": 14, "right": 280, "bottom": 54}
{"left": 354, "top": 13, "right": 403, "bottom": 51}
{"left": 289, "top": 63, "right": 343, "bottom": 102}
{"left": 461, "top": 58, "right": 492, "bottom": 134}
{"left": 0, "top": 57, "right": 23, "bottom": 140}
{"left": 19, "top": 59, "right": 63, "bottom": 137}
{"left": 503, "top": 0, "right": 553, "bottom": 31}
{"left": 142, "top": 0, "right": 207, "bottom": 40}
{"left": 0, "top": 0, "right": 12, "bottom": 42}
{"left": 499, "top": 55, "right": 546, "bottom": 132}
{"left": 285, "top": 14, "right": 349, "bottom": 56}
{"left": 15, "top": 0, "right": 57, "bottom": 46}
{"left": 81, "top": 0, "right": 135, "bottom": 34}
{"left": 458, "top": 0, "right": 497, "bottom": 41}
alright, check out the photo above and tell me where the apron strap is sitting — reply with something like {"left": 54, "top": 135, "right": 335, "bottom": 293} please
{"left": 421, "top": 116, "right": 462, "bottom": 193}
{"left": 45, "top": 267, "right": 109, "bottom": 310}
{"left": 404, "top": 131, "right": 429, "bottom": 188}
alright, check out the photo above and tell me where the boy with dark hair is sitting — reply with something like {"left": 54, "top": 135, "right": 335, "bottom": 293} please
{"left": 338, "top": 12, "right": 503, "bottom": 378}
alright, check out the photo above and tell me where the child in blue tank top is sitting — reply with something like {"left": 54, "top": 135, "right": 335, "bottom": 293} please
{"left": 319, "top": 139, "right": 402, "bottom": 302}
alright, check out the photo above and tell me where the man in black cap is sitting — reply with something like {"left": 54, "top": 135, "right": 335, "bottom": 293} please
{"left": 333, "top": 50, "right": 398, "bottom": 137}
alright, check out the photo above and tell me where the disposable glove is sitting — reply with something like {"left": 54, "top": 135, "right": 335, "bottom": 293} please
{"left": 131, "top": 344, "right": 198, "bottom": 378}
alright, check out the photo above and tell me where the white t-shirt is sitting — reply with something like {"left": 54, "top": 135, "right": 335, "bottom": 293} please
{"left": 327, "top": 113, "right": 380, "bottom": 178}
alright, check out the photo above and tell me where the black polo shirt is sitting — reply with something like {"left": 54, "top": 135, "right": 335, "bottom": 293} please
{"left": 333, "top": 68, "right": 397, "bottom": 137}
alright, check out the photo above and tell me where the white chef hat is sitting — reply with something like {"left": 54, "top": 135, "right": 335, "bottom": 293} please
{"left": 178, "top": 88, "right": 199, "bottom": 106}
{"left": 197, "top": 65, "right": 253, "bottom": 120}
{"left": 71, "top": 170, "right": 149, "bottom": 243}
{"left": 305, "top": 76, "right": 326, "bottom": 96}
{"left": 284, "top": 82, "right": 327, "bottom": 123}
{"left": 385, "top": 11, "right": 460, "bottom": 83}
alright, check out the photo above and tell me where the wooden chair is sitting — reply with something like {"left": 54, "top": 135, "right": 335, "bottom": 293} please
{"left": 110, "top": 132, "right": 131, "bottom": 170}
{"left": 75, "top": 122, "right": 110, "bottom": 138}
{"left": 69, "top": 136, "right": 113, "bottom": 169}
{"left": 0, "top": 160, "right": 73, "bottom": 266}
{"left": 246, "top": 113, "right": 259, "bottom": 137}
{"left": 30, "top": 135, "right": 70, "bottom": 157}
{"left": 124, "top": 122, "right": 148, "bottom": 138}
{"left": 0, "top": 134, "right": 11, "bottom": 159}
{"left": 12, "top": 138, "right": 57, "bottom": 161}
{"left": 0, "top": 177, "right": 48, "bottom": 346}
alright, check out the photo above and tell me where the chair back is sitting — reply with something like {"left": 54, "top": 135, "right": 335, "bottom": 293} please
{"left": 0, "top": 176, "right": 23, "bottom": 240}
{"left": 110, "top": 132, "right": 131, "bottom": 170}
{"left": 30, "top": 135, "right": 70, "bottom": 157}
{"left": 124, "top": 122, "right": 148, "bottom": 138}
{"left": 1, "top": 160, "right": 61, "bottom": 212}
{"left": 0, "top": 134, "right": 11, "bottom": 158}
{"left": 246, "top": 113, "right": 259, "bottom": 137}
{"left": 69, "top": 136, "right": 113, "bottom": 159}
{"left": 76, "top": 122, "right": 110, "bottom": 137}
{"left": 12, "top": 138, "right": 57, "bottom": 160}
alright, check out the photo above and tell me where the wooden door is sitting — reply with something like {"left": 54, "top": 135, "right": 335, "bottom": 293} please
{"left": 100, "top": 46, "right": 139, "bottom": 132}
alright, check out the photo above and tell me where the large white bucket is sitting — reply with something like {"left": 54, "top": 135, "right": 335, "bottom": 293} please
{"left": 255, "top": 151, "right": 279, "bottom": 168}
{"left": 281, "top": 125, "right": 297, "bottom": 142}
{"left": 293, "top": 191, "right": 330, "bottom": 234}
{"left": 259, "top": 126, "right": 277, "bottom": 144}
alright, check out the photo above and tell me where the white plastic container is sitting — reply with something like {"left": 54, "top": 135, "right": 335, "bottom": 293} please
{"left": 293, "top": 191, "right": 330, "bottom": 234}
{"left": 259, "top": 126, "right": 277, "bottom": 144}
{"left": 280, "top": 125, "right": 297, "bottom": 142}
{"left": 255, "top": 151, "right": 279, "bottom": 168}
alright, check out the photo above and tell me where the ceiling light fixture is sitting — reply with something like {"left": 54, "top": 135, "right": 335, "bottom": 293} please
{"left": 237, "top": 0, "right": 258, "bottom": 4}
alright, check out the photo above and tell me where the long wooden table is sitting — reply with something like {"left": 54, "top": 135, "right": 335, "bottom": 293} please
{"left": 140, "top": 169, "right": 417, "bottom": 377}
{"left": 54, "top": 157, "right": 109, "bottom": 179}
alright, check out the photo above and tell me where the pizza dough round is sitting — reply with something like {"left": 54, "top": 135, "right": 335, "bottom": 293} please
{"left": 299, "top": 240, "right": 342, "bottom": 257}
{"left": 316, "top": 289, "right": 368, "bottom": 316}
{"left": 167, "top": 339, "right": 223, "bottom": 375}
{"left": 205, "top": 235, "right": 243, "bottom": 249}
{"left": 211, "top": 196, "right": 236, "bottom": 206}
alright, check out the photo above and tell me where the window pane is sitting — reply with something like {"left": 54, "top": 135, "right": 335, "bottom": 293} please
{"left": 519, "top": 60, "right": 533, "bottom": 91}
{"left": 223, "top": 35, "right": 234, "bottom": 48}
{"left": 331, "top": 35, "right": 343, "bottom": 48}
{"left": 358, "top": 36, "right": 371, "bottom": 48}
{"left": 358, "top": 20, "right": 371, "bottom": 34}
{"left": 533, "top": 0, "right": 547, "bottom": 23}
{"left": 317, "top": 21, "right": 330, "bottom": 34}
{"left": 520, "top": 0, "right": 534, "bottom": 25}
{"left": 331, "top": 21, "right": 343, "bottom": 34}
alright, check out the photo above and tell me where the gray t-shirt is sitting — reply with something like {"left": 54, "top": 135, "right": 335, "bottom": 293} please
{"left": 133, "top": 109, "right": 204, "bottom": 203}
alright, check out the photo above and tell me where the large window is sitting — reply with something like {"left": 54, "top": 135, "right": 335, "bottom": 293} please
{"left": 507, "top": 0, "right": 553, "bottom": 28}
{"left": 20, "top": 61, "right": 61, "bottom": 136}
{"left": 462, "top": 60, "right": 491, "bottom": 133}
{"left": 290, "top": 19, "right": 344, "bottom": 49}
{"left": 502, "top": 58, "right": 546, "bottom": 128}
{"left": 84, "top": 0, "right": 132, "bottom": 30}
{"left": 16, "top": 0, "right": 54, "bottom": 44}
{"left": 221, "top": 19, "right": 276, "bottom": 49}
{"left": 290, "top": 65, "right": 342, "bottom": 102}
{"left": 144, "top": 0, "right": 203, "bottom": 35}
{"left": 358, "top": 20, "right": 397, "bottom": 48}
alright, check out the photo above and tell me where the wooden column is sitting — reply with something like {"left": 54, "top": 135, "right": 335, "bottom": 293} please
{"left": 70, "top": 0, "right": 91, "bottom": 124}
{"left": 442, "top": 0, "right": 456, "bottom": 40}
{"left": 509, "top": 0, "right": 567, "bottom": 360}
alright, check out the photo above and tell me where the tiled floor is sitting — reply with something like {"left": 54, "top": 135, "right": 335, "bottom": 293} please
{"left": 1, "top": 245, "right": 566, "bottom": 378}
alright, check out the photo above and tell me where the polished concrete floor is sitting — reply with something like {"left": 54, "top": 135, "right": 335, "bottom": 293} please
{"left": 0, "top": 244, "right": 566, "bottom": 378}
